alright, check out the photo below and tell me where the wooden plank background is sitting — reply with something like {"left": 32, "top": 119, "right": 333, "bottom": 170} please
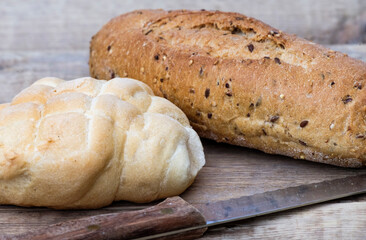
{"left": 1, "top": 1, "right": 366, "bottom": 239}
{"left": 1, "top": 0, "right": 366, "bottom": 52}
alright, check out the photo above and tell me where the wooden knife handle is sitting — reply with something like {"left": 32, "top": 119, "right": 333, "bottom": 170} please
{"left": 9, "top": 197, "right": 207, "bottom": 240}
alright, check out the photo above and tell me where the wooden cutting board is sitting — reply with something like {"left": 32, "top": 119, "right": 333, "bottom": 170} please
{"left": 1, "top": 47, "right": 366, "bottom": 239}
{"left": 1, "top": 139, "right": 366, "bottom": 238}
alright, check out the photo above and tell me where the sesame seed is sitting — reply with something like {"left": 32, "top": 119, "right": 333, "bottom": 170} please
{"left": 270, "top": 115, "right": 279, "bottom": 123}
{"left": 342, "top": 95, "right": 352, "bottom": 104}
{"left": 262, "top": 129, "right": 267, "bottom": 135}
{"left": 300, "top": 120, "right": 309, "bottom": 128}
{"left": 205, "top": 88, "right": 210, "bottom": 98}
{"left": 356, "top": 134, "right": 364, "bottom": 139}
{"left": 354, "top": 82, "right": 362, "bottom": 90}
{"left": 144, "top": 30, "right": 152, "bottom": 35}
{"left": 247, "top": 43, "right": 254, "bottom": 52}
{"left": 299, "top": 140, "right": 307, "bottom": 146}
{"left": 225, "top": 91, "right": 232, "bottom": 97}
{"left": 199, "top": 67, "right": 204, "bottom": 77}
{"left": 109, "top": 70, "right": 115, "bottom": 78}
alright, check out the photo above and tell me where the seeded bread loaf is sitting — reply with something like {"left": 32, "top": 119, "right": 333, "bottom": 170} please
{"left": 0, "top": 77, "right": 205, "bottom": 209}
{"left": 90, "top": 9, "right": 366, "bottom": 167}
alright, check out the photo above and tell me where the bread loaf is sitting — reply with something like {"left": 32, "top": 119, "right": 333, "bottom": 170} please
{"left": 0, "top": 77, "right": 205, "bottom": 209}
{"left": 90, "top": 9, "right": 366, "bottom": 168}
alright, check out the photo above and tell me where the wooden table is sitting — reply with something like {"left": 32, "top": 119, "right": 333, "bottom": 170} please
{"left": 1, "top": 1, "right": 366, "bottom": 239}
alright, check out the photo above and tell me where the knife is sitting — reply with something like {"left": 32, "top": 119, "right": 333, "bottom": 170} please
{"left": 7, "top": 173, "right": 366, "bottom": 240}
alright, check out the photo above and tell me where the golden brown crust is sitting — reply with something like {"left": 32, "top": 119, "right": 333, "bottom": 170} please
{"left": 90, "top": 9, "right": 366, "bottom": 167}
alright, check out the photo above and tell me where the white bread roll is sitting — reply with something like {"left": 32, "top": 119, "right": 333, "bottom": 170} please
{"left": 0, "top": 77, "right": 205, "bottom": 209}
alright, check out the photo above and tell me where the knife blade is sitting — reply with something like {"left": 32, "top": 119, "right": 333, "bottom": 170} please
{"left": 8, "top": 173, "right": 366, "bottom": 240}
{"left": 196, "top": 172, "right": 366, "bottom": 226}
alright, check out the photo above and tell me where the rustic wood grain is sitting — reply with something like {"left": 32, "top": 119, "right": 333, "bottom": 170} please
{"left": 1, "top": 138, "right": 366, "bottom": 238}
{"left": 204, "top": 201, "right": 366, "bottom": 239}
{"left": 1, "top": 3, "right": 366, "bottom": 237}
{"left": 0, "top": 50, "right": 89, "bottom": 103}
{"left": 182, "top": 140, "right": 366, "bottom": 204}
{"left": 1, "top": 0, "right": 365, "bottom": 51}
